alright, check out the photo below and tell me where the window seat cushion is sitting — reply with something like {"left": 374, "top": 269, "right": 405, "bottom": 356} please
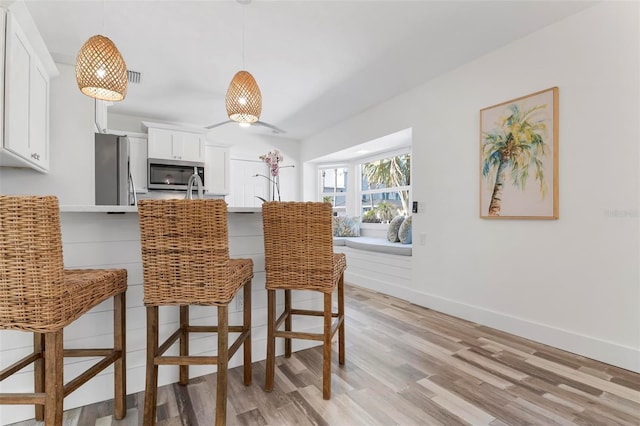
{"left": 332, "top": 237, "right": 348, "bottom": 246}
{"left": 334, "top": 236, "right": 412, "bottom": 256}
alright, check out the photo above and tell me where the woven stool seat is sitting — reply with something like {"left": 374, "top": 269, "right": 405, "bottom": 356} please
{"left": 0, "top": 196, "right": 127, "bottom": 425}
{"left": 141, "top": 257, "right": 252, "bottom": 307}
{"left": 1, "top": 268, "right": 127, "bottom": 333}
{"left": 262, "top": 201, "right": 347, "bottom": 400}
{"left": 138, "top": 199, "right": 253, "bottom": 426}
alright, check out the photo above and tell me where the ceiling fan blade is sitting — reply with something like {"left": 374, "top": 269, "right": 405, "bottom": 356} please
{"left": 254, "top": 121, "right": 286, "bottom": 134}
{"left": 204, "top": 120, "right": 233, "bottom": 129}
{"left": 204, "top": 119, "right": 286, "bottom": 134}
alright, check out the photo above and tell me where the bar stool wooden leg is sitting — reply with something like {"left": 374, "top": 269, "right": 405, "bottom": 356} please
{"left": 33, "top": 333, "right": 45, "bottom": 421}
{"left": 144, "top": 306, "right": 159, "bottom": 426}
{"left": 265, "top": 289, "right": 276, "bottom": 392}
{"left": 216, "top": 305, "right": 229, "bottom": 426}
{"left": 284, "top": 289, "right": 292, "bottom": 358}
{"left": 322, "top": 292, "right": 332, "bottom": 400}
{"left": 44, "top": 331, "right": 63, "bottom": 425}
{"left": 114, "top": 292, "right": 127, "bottom": 419}
{"left": 179, "top": 306, "right": 189, "bottom": 385}
{"left": 338, "top": 275, "right": 345, "bottom": 365}
{"left": 243, "top": 281, "right": 252, "bottom": 386}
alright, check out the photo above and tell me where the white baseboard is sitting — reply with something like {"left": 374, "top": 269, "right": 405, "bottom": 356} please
{"left": 345, "top": 273, "right": 640, "bottom": 374}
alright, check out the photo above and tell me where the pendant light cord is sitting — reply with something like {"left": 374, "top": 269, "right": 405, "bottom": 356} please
{"left": 241, "top": 4, "right": 245, "bottom": 69}
{"left": 102, "top": 0, "right": 105, "bottom": 35}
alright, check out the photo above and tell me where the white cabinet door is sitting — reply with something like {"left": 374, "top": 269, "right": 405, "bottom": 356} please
{"left": 205, "top": 146, "right": 229, "bottom": 195}
{"left": 226, "top": 159, "right": 269, "bottom": 207}
{"left": 147, "top": 128, "right": 174, "bottom": 160}
{"left": 4, "top": 14, "right": 31, "bottom": 162}
{"left": 129, "top": 136, "right": 148, "bottom": 193}
{"left": 179, "top": 133, "right": 204, "bottom": 162}
{"left": 2, "top": 11, "right": 51, "bottom": 172}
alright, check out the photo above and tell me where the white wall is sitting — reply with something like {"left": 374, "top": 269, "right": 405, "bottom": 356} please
{"left": 0, "top": 63, "right": 95, "bottom": 202}
{"left": 301, "top": 2, "right": 640, "bottom": 372}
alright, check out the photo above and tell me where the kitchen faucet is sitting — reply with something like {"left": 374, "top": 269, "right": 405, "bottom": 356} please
{"left": 185, "top": 170, "right": 204, "bottom": 200}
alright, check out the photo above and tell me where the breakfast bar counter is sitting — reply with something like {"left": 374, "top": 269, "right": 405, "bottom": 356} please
{"left": 59, "top": 205, "right": 262, "bottom": 213}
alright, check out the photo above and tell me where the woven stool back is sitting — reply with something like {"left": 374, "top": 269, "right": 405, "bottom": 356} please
{"left": 262, "top": 201, "right": 336, "bottom": 293}
{"left": 138, "top": 199, "right": 235, "bottom": 306}
{"left": 0, "top": 196, "right": 65, "bottom": 331}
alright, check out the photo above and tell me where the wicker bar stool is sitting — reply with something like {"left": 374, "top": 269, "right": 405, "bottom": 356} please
{"left": 137, "top": 199, "right": 253, "bottom": 426}
{"left": 0, "top": 195, "right": 127, "bottom": 425}
{"left": 261, "top": 201, "right": 347, "bottom": 399}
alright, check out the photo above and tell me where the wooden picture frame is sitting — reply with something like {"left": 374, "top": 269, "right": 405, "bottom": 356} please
{"left": 479, "top": 87, "right": 559, "bottom": 219}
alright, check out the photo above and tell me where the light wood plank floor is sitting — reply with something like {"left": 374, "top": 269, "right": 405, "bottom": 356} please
{"left": 9, "top": 284, "right": 640, "bottom": 425}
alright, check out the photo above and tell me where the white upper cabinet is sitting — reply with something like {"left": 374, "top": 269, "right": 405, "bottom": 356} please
{"left": 147, "top": 127, "right": 204, "bottom": 163}
{"left": 0, "top": 5, "right": 58, "bottom": 173}
{"left": 178, "top": 132, "right": 205, "bottom": 162}
{"left": 146, "top": 127, "right": 173, "bottom": 159}
{"left": 3, "top": 13, "right": 31, "bottom": 163}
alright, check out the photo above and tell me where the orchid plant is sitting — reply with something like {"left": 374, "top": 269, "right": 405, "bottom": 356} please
{"left": 260, "top": 149, "right": 284, "bottom": 179}
{"left": 255, "top": 149, "right": 293, "bottom": 201}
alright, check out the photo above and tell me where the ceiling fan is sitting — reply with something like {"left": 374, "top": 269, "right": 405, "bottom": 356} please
{"left": 204, "top": 119, "right": 286, "bottom": 134}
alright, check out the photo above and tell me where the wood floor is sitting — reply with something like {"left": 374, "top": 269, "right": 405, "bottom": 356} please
{"left": 9, "top": 284, "right": 640, "bottom": 426}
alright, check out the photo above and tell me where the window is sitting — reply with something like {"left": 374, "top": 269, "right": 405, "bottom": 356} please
{"left": 319, "top": 166, "right": 348, "bottom": 214}
{"left": 360, "top": 152, "right": 411, "bottom": 222}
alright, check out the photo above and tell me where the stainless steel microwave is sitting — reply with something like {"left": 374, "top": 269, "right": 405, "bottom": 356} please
{"left": 147, "top": 158, "right": 205, "bottom": 191}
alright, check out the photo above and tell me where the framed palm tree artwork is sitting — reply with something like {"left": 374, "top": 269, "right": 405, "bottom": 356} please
{"left": 480, "top": 87, "right": 559, "bottom": 219}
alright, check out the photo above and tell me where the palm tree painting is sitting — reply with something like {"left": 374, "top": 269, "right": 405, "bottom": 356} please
{"left": 480, "top": 87, "right": 559, "bottom": 219}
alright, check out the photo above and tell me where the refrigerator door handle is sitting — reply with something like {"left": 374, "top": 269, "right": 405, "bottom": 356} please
{"left": 129, "top": 169, "right": 138, "bottom": 206}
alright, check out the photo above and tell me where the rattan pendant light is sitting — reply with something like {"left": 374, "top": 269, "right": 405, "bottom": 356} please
{"left": 226, "top": 0, "right": 262, "bottom": 124}
{"left": 75, "top": 1, "right": 127, "bottom": 102}
{"left": 76, "top": 35, "right": 128, "bottom": 101}
{"left": 226, "top": 70, "right": 261, "bottom": 124}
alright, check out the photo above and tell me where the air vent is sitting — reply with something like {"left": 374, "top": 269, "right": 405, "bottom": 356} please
{"left": 127, "top": 70, "right": 142, "bottom": 84}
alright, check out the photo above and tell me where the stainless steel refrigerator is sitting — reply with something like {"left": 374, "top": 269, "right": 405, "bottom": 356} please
{"left": 95, "top": 133, "right": 135, "bottom": 205}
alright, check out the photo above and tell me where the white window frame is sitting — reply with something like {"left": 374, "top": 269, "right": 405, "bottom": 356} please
{"left": 358, "top": 148, "right": 412, "bottom": 223}
{"left": 318, "top": 164, "right": 349, "bottom": 214}
{"left": 316, "top": 148, "right": 411, "bottom": 222}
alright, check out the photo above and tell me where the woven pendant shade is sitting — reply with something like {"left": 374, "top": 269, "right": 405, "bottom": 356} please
{"left": 75, "top": 35, "right": 128, "bottom": 102}
{"left": 226, "top": 70, "right": 262, "bottom": 124}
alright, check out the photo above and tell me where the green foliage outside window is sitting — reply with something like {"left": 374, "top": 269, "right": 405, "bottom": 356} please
{"left": 361, "top": 153, "right": 411, "bottom": 216}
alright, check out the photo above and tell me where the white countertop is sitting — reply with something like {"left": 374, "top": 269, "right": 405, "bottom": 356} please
{"left": 60, "top": 205, "right": 261, "bottom": 214}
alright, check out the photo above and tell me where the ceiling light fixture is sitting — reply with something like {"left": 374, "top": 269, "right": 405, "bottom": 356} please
{"left": 225, "top": 0, "right": 262, "bottom": 125}
{"left": 75, "top": 1, "right": 127, "bottom": 101}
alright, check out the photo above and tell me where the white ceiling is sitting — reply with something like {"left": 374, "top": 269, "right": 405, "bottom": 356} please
{"left": 24, "top": 0, "right": 594, "bottom": 141}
